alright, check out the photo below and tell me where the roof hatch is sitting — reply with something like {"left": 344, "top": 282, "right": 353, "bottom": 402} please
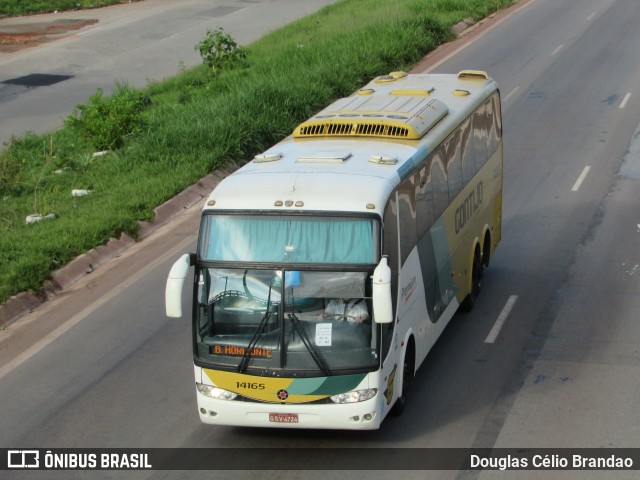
{"left": 253, "top": 152, "right": 283, "bottom": 163}
{"left": 297, "top": 152, "right": 352, "bottom": 163}
{"left": 457, "top": 70, "right": 489, "bottom": 80}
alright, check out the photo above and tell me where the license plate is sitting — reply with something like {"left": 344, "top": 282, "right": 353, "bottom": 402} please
{"left": 269, "top": 413, "right": 299, "bottom": 423}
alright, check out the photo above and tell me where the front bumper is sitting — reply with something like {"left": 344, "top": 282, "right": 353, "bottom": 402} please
{"left": 196, "top": 392, "right": 383, "bottom": 430}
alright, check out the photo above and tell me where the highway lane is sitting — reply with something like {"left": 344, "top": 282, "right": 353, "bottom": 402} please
{"left": 1, "top": 0, "right": 640, "bottom": 479}
{"left": 437, "top": 0, "right": 640, "bottom": 457}
{"left": 0, "top": 0, "right": 340, "bottom": 146}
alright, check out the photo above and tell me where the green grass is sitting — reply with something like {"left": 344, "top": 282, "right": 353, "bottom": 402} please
{"left": 0, "top": 0, "right": 514, "bottom": 305}
{"left": 0, "top": 0, "right": 137, "bottom": 17}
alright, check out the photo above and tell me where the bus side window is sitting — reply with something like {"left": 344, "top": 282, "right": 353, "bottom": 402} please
{"left": 445, "top": 130, "right": 463, "bottom": 201}
{"left": 431, "top": 148, "right": 448, "bottom": 220}
{"left": 416, "top": 163, "right": 434, "bottom": 240}
{"left": 488, "top": 92, "right": 502, "bottom": 155}
{"left": 460, "top": 117, "right": 476, "bottom": 185}
{"left": 398, "top": 174, "right": 417, "bottom": 265}
{"left": 473, "top": 101, "right": 490, "bottom": 169}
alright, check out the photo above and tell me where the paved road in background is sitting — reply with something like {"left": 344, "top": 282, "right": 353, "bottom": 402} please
{"left": 0, "top": 0, "right": 340, "bottom": 146}
{"left": 1, "top": 0, "right": 640, "bottom": 479}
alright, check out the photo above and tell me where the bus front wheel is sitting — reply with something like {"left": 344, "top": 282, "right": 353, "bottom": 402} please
{"left": 391, "top": 342, "right": 414, "bottom": 416}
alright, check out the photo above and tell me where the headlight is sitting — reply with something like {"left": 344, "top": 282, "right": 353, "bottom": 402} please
{"left": 196, "top": 383, "right": 238, "bottom": 401}
{"left": 330, "top": 388, "right": 377, "bottom": 404}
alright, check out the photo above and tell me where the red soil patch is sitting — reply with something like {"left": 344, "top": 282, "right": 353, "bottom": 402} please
{"left": 0, "top": 18, "right": 98, "bottom": 52}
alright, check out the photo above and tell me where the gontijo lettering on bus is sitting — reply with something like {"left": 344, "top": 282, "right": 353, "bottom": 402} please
{"left": 455, "top": 181, "right": 483, "bottom": 234}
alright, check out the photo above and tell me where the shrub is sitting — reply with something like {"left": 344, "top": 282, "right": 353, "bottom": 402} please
{"left": 65, "top": 84, "right": 150, "bottom": 150}
{"left": 195, "top": 27, "right": 248, "bottom": 72}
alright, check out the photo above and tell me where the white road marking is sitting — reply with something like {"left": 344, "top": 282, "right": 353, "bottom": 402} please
{"left": 551, "top": 45, "right": 563, "bottom": 56}
{"left": 571, "top": 166, "right": 591, "bottom": 192}
{"left": 0, "top": 234, "right": 196, "bottom": 381}
{"left": 486, "top": 295, "right": 518, "bottom": 344}
{"left": 619, "top": 93, "right": 631, "bottom": 109}
{"left": 586, "top": 12, "right": 596, "bottom": 21}
{"left": 503, "top": 86, "right": 521, "bottom": 103}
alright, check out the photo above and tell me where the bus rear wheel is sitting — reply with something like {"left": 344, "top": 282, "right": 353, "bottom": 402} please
{"left": 461, "top": 249, "right": 482, "bottom": 312}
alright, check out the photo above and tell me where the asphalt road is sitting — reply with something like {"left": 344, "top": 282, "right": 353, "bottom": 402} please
{"left": 0, "top": 0, "right": 340, "bottom": 146}
{"left": 1, "top": 0, "right": 640, "bottom": 479}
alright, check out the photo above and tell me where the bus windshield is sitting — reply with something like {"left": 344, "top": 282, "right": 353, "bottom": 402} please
{"left": 198, "top": 214, "right": 377, "bottom": 264}
{"left": 195, "top": 268, "right": 379, "bottom": 375}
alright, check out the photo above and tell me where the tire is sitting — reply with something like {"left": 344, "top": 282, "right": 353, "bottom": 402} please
{"left": 391, "top": 343, "right": 414, "bottom": 416}
{"left": 461, "top": 250, "right": 482, "bottom": 312}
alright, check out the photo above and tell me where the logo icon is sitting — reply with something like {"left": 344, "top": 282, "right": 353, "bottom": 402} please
{"left": 276, "top": 389, "right": 289, "bottom": 401}
{"left": 8, "top": 450, "right": 39, "bottom": 469}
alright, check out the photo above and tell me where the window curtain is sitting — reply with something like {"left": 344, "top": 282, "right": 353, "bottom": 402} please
{"left": 203, "top": 216, "right": 374, "bottom": 264}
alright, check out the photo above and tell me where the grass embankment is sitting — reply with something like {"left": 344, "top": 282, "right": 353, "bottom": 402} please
{"left": 0, "top": 1, "right": 136, "bottom": 18}
{"left": 0, "top": 0, "right": 514, "bottom": 305}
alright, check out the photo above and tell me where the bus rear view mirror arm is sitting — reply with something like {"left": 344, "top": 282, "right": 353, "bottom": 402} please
{"left": 372, "top": 256, "right": 393, "bottom": 324}
{"left": 166, "top": 253, "right": 195, "bottom": 318}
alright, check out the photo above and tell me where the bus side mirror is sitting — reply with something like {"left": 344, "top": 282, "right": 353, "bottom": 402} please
{"left": 165, "top": 253, "right": 194, "bottom": 318}
{"left": 372, "top": 257, "right": 393, "bottom": 324}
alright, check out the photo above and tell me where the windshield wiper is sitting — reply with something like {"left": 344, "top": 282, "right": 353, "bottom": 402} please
{"left": 242, "top": 269, "right": 254, "bottom": 301}
{"left": 238, "top": 285, "right": 272, "bottom": 373}
{"left": 287, "top": 312, "right": 331, "bottom": 376}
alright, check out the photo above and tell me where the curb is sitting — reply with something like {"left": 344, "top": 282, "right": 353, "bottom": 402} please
{"left": 0, "top": 169, "right": 231, "bottom": 329}
{"left": 452, "top": 17, "right": 476, "bottom": 36}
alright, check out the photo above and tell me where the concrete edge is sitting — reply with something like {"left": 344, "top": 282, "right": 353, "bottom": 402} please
{"left": 452, "top": 17, "right": 476, "bottom": 36}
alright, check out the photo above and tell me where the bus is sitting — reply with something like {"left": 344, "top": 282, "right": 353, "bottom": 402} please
{"left": 165, "top": 70, "right": 502, "bottom": 430}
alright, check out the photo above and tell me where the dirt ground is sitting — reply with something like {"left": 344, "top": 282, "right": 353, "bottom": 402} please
{"left": 0, "top": 18, "right": 98, "bottom": 53}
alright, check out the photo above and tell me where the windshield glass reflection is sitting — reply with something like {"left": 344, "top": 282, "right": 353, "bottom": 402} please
{"left": 195, "top": 268, "right": 378, "bottom": 375}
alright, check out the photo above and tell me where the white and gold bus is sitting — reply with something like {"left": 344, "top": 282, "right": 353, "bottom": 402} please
{"left": 166, "top": 70, "right": 502, "bottom": 430}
